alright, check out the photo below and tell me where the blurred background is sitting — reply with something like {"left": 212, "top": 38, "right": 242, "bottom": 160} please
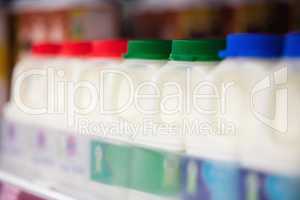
{"left": 0, "top": 0, "right": 298, "bottom": 105}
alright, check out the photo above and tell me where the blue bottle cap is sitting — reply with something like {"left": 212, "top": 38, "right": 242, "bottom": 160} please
{"left": 284, "top": 32, "right": 300, "bottom": 58}
{"left": 220, "top": 33, "right": 283, "bottom": 58}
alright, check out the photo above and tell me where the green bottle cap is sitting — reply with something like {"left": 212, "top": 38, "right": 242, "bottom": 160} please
{"left": 170, "top": 39, "right": 226, "bottom": 61}
{"left": 124, "top": 40, "right": 172, "bottom": 60}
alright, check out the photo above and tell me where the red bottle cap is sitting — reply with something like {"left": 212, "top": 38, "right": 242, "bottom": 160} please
{"left": 31, "top": 42, "right": 61, "bottom": 55}
{"left": 90, "top": 39, "right": 128, "bottom": 58}
{"left": 60, "top": 41, "right": 92, "bottom": 56}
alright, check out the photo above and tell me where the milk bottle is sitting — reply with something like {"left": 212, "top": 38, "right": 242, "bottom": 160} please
{"left": 237, "top": 33, "right": 300, "bottom": 200}
{"left": 9, "top": 43, "right": 61, "bottom": 120}
{"left": 174, "top": 39, "right": 226, "bottom": 155}
{"left": 249, "top": 32, "right": 300, "bottom": 176}
{"left": 151, "top": 39, "right": 225, "bottom": 152}
{"left": 76, "top": 39, "right": 127, "bottom": 131}
{"left": 153, "top": 39, "right": 231, "bottom": 200}
{"left": 45, "top": 41, "right": 92, "bottom": 130}
{"left": 112, "top": 40, "right": 171, "bottom": 143}
{"left": 113, "top": 40, "right": 174, "bottom": 200}
{"left": 56, "top": 40, "right": 130, "bottom": 200}
{"left": 210, "top": 34, "right": 283, "bottom": 164}
{"left": 75, "top": 40, "right": 131, "bottom": 200}
{"left": 182, "top": 34, "right": 283, "bottom": 200}
{"left": 2, "top": 42, "right": 61, "bottom": 179}
{"left": 25, "top": 41, "right": 93, "bottom": 192}
{"left": 128, "top": 39, "right": 225, "bottom": 200}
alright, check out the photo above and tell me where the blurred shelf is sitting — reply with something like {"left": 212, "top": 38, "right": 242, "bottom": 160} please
{"left": 0, "top": 170, "right": 75, "bottom": 200}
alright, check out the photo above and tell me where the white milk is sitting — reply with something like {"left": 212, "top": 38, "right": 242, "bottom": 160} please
{"left": 10, "top": 41, "right": 93, "bottom": 191}
{"left": 42, "top": 41, "right": 92, "bottom": 130}
{"left": 108, "top": 40, "right": 171, "bottom": 143}
{"left": 152, "top": 39, "right": 225, "bottom": 153}
{"left": 215, "top": 34, "right": 283, "bottom": 169}
{"left": 2, "top": 43, "right": 61, "bottom": 180}
{"left": 254, "top": 33, "right": 300, "bottom": 176}
{"left": 195, "top": 57, "right": 243, "bottom": 162}
{"left": 54, "top": 40, "right": 130, "bottom": 199}
{"left": 6, "top": 42, "right": 62, "bottom": 132}
{"left": 9, "top": 41, "right": 90, "bottom": 131}
{"left": 115, "top": 40, "right": 172, "bottom": 200}
{"left": 76, "top": 40, "right": 127, "bottom": 132}
{"left": 8, "top": 43, "right": 61, "bottom": 121}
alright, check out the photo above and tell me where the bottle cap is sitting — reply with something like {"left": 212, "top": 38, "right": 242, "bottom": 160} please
{"left": 170, "top": 39, "right": 225, "bottom": 61}
{"left": 90, "top": 39, "right": 127, "bottom": 58}
{"left": 60, "top": 41, "right": 92, "bottom": 56}
{"left": 284, "top": 32, "right": 300, "bottom": 57}
{"left": 124, "top": 40, "right": 172, "bottom": 60}
{"left": 31, "top": 42, "right": 61, "bottom": 55}
{"left": 220, "top": 33, "right": 283, "bottom": 58}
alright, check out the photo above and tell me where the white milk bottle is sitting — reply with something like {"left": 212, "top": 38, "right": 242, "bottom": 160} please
{"left": 150, "top": 39, "right": 225, "bottom": 152}
{"left": 73, "top": 40, "right": 130, "bottom": 199}
{"left": 2, "top": 42, "right": 61, "bottom": 179}
{"left": 215, "top": 34, "right": 283, "bottom": 168}
{"left": 112, "top": 40, "right": 171, "bottom": 143}
{"left": 171, "top": 39, "right": 226, "bottom": 155}
{"left": 5, "top": 42, "right": 61, "bottom": 133}
{"left": 8, "top": 43, "right": 61, "bottom": 120}
{"left": 130, "top": 39, "right": 225, "bottom": 200}
{"left": 74, "top": 40, "right": 129, "bottom": 199}
{"left": 34, "top": 41, "right": 91, "bottom": 193}
{"left": 76, "top": 39, "right": 127, "bottom": 131}
{"left": 187, "top": 34, "right": 283, "bottom": 200}
{"left": 53, "top": 40, "right": 128, "bottom": 200}
{"left": 257, "top": 32, "right": 300, "bottom": 176}
{"left": 116, "top": 40, "right": 172, "bottom": 200}
{"left": 45, "top": 41, "right": 92, "bottom": 130}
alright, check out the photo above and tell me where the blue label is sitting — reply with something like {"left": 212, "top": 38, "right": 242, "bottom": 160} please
{"left": 240, "top": 169, "right": 300, "bottom": 200}
{"left": 181, "top": 156, "right": 240, "bottom": 200}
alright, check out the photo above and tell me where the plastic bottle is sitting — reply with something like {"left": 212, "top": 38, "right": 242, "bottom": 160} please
{"left": 256, "top": 32, "right": 300, "bottom": 175}
{"left": 76, "top": 39, "right": 127, "bottom": 130}
{"left": 180, "top": 37, "right": 242, "bottom": 200}
{"left": 76, "top": 40, "right": 130, "bottom": 199}
{"left": 238, "top": 33, "right": 300, "bottom": 200}
{"left": 111, "top": 40, "right": 173, "bottom": 200}
{"left": 111, "top": 40, "right": 171, "bottom": 143}
{"left": 129, "top": 39, "right": 225, "bottom": 200}
{"left": 149, "top": 39, "right": 225, "bottom": 152}
{"left": 2, "top": 42, "right": 61, "bottom": 180}
{"left": 54, "top": 40, "right": 129, "bottom": 200}
{"left": 153, "top": 39, "right": 227, "bottom": 200}
{"left": 182, "top": 34, "right": 283, "bottom": 200}
{"left": 44, "top": 41, "right": 93, "bottom": 192}
{"left": 210, "top": 34, "right": 283, "bottom": 164}
{"left": 45, "top": 41, "right": 92, "bottom": 130}
{"left": 6, "top": 42, "right": 61, "bottom": 127}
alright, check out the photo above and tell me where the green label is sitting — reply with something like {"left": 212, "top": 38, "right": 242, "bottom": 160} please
{"left": 91, "top": 140, "right": 180, "bottom": 197}
{"left": 90, "top": 140, "right": 132, "bottom": 188}
{"left": 130, "top": 147, "right": 180, "bottom": 196}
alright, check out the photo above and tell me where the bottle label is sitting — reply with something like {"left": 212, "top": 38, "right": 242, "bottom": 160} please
{"left": 240, "top": 169, "right": 300, "bottom": 200}
{"left": 31, "top": 128, "right": 56, "bottom": 167}
{"left": 1, "top": 121, "right": 22, "bottom": 156}
{"left": 130, "top": 147, "right": 180, "bottom": 196}
{"left": 181, "top": 156, "right": 240, "bottom": 200}
{"left": 58, "top": 133, "right": 90, "bottom": 177}
{"left": 90, "top": 140, "right": 131, "bottom": 188}
{"left": 1, "top": 120, "right": 32, "bottom": 166}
